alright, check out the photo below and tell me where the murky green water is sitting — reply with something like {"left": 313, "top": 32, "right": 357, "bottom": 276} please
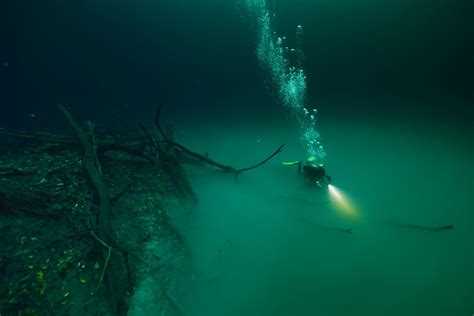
{"left": 2, "top": 1, "right": 470, "bottom": 314}
{"left": 178, "top": 106, "right": 473, "bottom": 316}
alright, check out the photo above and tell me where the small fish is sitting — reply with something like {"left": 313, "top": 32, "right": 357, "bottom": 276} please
{"left": 30, "top": 112, "right": 37, "bottom": 119}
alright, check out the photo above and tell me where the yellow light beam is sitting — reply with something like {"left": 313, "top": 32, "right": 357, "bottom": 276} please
{"left": 327, "top": 184, "right": 360, "bottom": 220}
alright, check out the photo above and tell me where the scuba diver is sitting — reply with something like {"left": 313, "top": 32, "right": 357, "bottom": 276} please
{"left": 283, "top": 156, "right": 331, "bottom": 187}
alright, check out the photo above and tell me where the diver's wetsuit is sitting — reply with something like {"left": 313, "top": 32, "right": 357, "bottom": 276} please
{"left": 303, "top": 165, "right": 327, "bottom": 180}
{"left": 300, "top": 163, "right": 331, "bottom": 185}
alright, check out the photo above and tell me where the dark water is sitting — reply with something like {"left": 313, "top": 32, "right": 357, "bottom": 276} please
{"left": 1, "top": 0, "right": 473, "bottom": 315}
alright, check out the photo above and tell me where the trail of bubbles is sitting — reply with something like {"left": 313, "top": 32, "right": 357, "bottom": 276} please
{"left": 241, "top": 0, "right": 326, "bottom": 162}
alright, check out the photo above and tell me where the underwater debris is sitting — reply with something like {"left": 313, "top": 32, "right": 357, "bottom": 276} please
{"left": 151, "top": 104, "right": 285, "bottom": 178}
{"left": 0, "top": 105, "right": 194, "bottom": 316}
{"left": 379, "top": 221, "right": 454, "bottom": 232}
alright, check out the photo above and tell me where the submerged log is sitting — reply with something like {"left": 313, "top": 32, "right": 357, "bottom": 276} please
{"left": 58, "top": 104, "right": 130, "bottom": 315}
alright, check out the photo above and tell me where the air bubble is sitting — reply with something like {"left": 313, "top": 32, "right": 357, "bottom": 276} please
{"left": 242, "top": 0, "right": 325, "bottom": 162}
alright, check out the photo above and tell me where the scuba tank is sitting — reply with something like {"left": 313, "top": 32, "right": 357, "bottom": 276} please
{"left": 283, "top": 156, "right": 331, "bottom": 187}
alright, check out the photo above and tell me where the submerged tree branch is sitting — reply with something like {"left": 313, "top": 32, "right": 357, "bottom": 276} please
{"left": 0, "top": 127, "right": 77, "bottom": 144}
{"left": 58, "top": 104, "right": 129, "bottom": 315}
{"left": 380, "top": 220, "right": 454, "bottom": 232}
{"left": 153, "top": 104, "right": 285, "bottom": 175}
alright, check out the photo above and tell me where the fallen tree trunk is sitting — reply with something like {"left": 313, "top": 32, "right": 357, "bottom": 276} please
{"left": 58, "top": 104, "right": 130, "bottom": 315}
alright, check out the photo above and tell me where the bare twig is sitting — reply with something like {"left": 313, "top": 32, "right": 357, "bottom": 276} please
{"left": 45, "top": 158, "right": 81, "bottom": 176}
{"left": 0, "top": 126, "right": 161, "bottom": 151}
{"left": 138, "top": 123, "right": 162, "bottom": 154}
{"left": 235, "top": 144, "right": 285, "bottom": 174}
{"left": 0, "top": 127, "right": 76, "bottom": 144}
{"left": 91, "top": 230, "right": 113, "bottom": 291}
{"left": 379, "top": 220, "right": 454, "bottom": 232}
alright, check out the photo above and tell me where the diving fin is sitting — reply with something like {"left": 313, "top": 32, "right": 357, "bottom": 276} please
{"left": 282, "top": 160, "right": 301, "bottom": 166}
